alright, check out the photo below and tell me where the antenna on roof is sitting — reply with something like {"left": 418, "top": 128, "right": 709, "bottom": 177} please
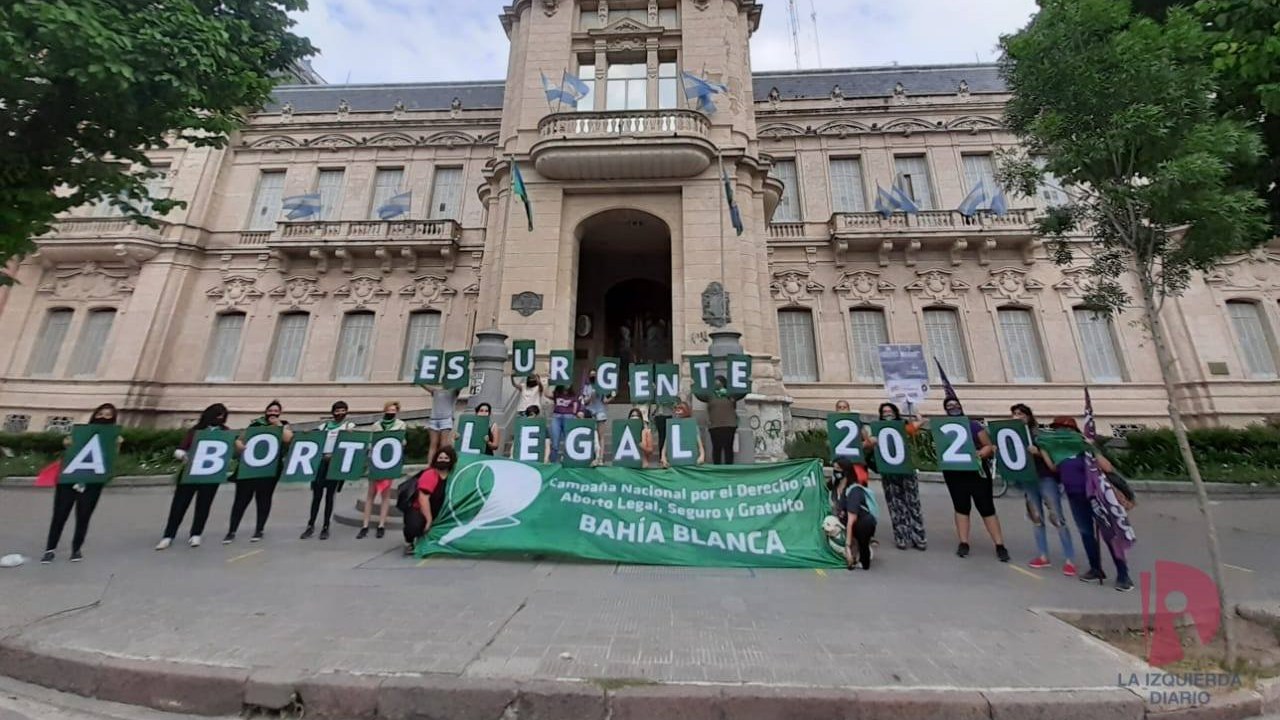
{"left": 809, "top": 0, "right": 823, "bottom": 68}
{"left": 787, "top": 0, "right": 802, "bottom": 70}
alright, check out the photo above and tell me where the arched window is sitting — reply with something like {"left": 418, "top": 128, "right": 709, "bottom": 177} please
{"left": 997, "top": 307, "right": 1047, "bottom": 382}
{"left": 26, "top": 308, "right": 74, "bottom": 377}
{"left": 334, "top": 311, "right": 376, "bottom": 381}
{"left": 1073, "top": 307, "right": 1124, "bottom": 382}
{"left": 205, "top": 312, "right": 246, "bottom": 382}
{"left": 1226, "top": 300, "right": 1277, "bottom": 378}
{"left": 66, "top": 308, "right": 117, "bottom": 378}
{"left": 401, "top": 311, "right": 442, "bottom": 380}
{"left": 923, "top": 307, "right": 969, "bottom": 382}
{"left": 849, "top": 307, "right": 888, "bottom": 381}
{"left": 268, "top": 312, "right": 310, "bottom": 381}
{"left": 777, "top": 308, "right": 818, "bottom": 382}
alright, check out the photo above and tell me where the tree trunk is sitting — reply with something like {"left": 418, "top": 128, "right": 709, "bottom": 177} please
{"left": 1137, "top": 279, "right": 1236, "bottom": 667}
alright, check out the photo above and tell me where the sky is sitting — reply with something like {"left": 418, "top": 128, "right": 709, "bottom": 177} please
{"left": 291, "top": 0, "right": 1038, "bottom": 85}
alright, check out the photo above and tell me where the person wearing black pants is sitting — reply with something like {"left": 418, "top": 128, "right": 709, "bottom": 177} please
{"left": 302, "top": 401, "right": 355, "bottom": 541}
{"left": 403, "top": 447, "right": 455, "bottom": 555}
{"left": 156, "top": 404, "right": 230, "bottom": 550}
{"left": 934, "top": 397, "right": 1009, "bottom": 562}
{"left": 705, "top": 376, "right": 738, "bottom": 465}
{"left": 42, "top": 403, "right": 120, "bottom": 564}
{"left": 839, "top": 480, "right": 877, "bottom": 570}
{"left": 224, "top": 401, "right": 292, "bottom": 544}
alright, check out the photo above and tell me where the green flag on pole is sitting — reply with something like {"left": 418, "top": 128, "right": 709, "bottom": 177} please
{"left": 512, "top": 161, "right": 533, "bottom": 231}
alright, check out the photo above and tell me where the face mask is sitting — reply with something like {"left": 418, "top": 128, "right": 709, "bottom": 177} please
{"left": 527, "top": 379, "right": 537, "bottom": 388}
{"left": 90, "top": 415, "right": 113, "bottom": 425}
{"left": 714, "top": 386, "right": 728, "bottom": 398}
{"left": 383, "top": 413, "right": 396, "bottom": 420}
{"left": 946, "top": 407, "right": 963, "bottom": 417}
{"left": 334, "top": 412, "right": 347, "bottom": 420}
{"left": 432, "top": 460, "right": 452, "bottom": 470}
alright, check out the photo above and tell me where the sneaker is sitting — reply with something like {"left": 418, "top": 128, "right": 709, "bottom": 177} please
{"left": 956, "top": 542, "right": 970, "bottom": 558}
{"left": 1115, "top": 577, "right": 1135, "bottom": 593}
{"left": 300, "top": 526, "right": 314, "bottom": 540}
{"left": 155, "top": 538, "right": 172, "bottom": 551}
{"left": 189, "top": 536, "right": 202, "bottom": 548}
{"left": 356, "top": 526, "right": 369, "bottom": 540}
{"left": 1079, "top": 568, "right": 1107, "bottom": 584}
{"left": 376, "top": 527, "right": 386, "bottom": 539}
{"left": 41, "top": 550, "right": 55, "bottom": 564}
{"left": 895, "top": 541, "right": 909, "bottom": 550}
{"left": 1062, "top": 561, "right": 1078, "bottom": 577}
{"left": 1028, "top": 556, "right": 1051, "bottom": 569}
{"left": 319, "top": 527, "right": 330, "bottom": 541}
{"left": 250, "top": 532, "right": 263, "bottom": 543}
{"left": 222, "top": 533, "right": 235, "bottom": 545}
{"left": 403, "top": 543, "right": 415, "bottom": 556}
{"left": 996, "top": 545, "right": 1011, "bottom": 563}
{"left": 70, "top": 550, "right": 83, "bottom": 562}
{"left": 914, "top": 542, "right": 927, "bottom": 551}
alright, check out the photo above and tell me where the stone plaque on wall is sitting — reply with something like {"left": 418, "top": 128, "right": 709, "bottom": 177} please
{"left": 511, "top": 291, "right": 543, "bottom": 317}
{"left": 701, "top": 282, "right": 730, "bottom": 328}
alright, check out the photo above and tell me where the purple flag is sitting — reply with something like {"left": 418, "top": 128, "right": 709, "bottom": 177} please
{"left": 934, "top": 357, "right": 959, "bottom": 404}
{"left": 1084, "top": 389, "right": 1136, "bottom": 557}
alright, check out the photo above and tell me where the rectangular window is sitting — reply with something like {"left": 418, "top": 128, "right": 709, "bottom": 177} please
{"left": 658, "top": 62, "right": 678, "bottom": 109}
{"left": 658, "top": 6, "right": 678, "bottom": 26}
{"left": 894, "top": 155, "right": 935, "bottom": 210}
{"left": 26, "top": 309, "right": 74, "bottom": 376}
{"left": 268, "top": 313, "right": 310, "bottom": 381}
{"left": 205, "top": 313, "right": 246, "bottom": 382}
{"left": 829, "top": 158, "right": 867, "bottom": 213}
{"left": 576, "top": 63, "right": 596, "bottom": 111}
{"left": 998, "top": 308, "right": 1047, "bottom": 382}
{"left": 962, "top": 154, "right": 996, "bottom": 195}
{"left": 849, "top": 309, "right": 889, "bottom": 381}
{"left": 401, "top": 311, "right": 442, "bottom": 380}
{"left": 248, "top": 171, "right": 286, "bottom": 230}
{"left": 924, "top": 308, "right": 969, "bottom": 382}
{"left": 778, "top": 309, "right": 819, "bottom": 382}
{"left": 315, "top": 169, "right": 345, "bottom": 221}
{"left": 1034, "top": 157, "right": 1071, "bottom": 208}
{"left": 772, "top": 159, "right": 801, "bottom": 222}
{"left": 138, "top": 165, "right": 170, "bottom": 217}
{"left": 66, "top": 309, "right": 117, "bottom": 378}
{"left": 1227, "top": 301, "right": 1278, "bottom": 378}
{"left": 334, "top": 312, "right": 376, "bottom": 381}
{"left": 428, "top": 167, "right": 464, "bottom": 221}
{"left": 1074, "top": 308, "right": 1124, "bottom": 382}
{"left": 368, "top": 168, "right": 405, "bottom": 220}
{"left": 606, "top": 63, "right": 647, "bottom": 111}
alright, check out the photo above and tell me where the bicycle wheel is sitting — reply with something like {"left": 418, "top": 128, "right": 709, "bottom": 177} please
{"left": 993, "top": 474, "right": 1010, "bottom": 498}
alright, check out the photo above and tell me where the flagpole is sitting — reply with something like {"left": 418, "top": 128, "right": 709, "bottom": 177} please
{"left": 717, "top": 148, "right": 727, "bottom": 298}
{"left": 490, "top": 156, "right": 516, "bottom": 328}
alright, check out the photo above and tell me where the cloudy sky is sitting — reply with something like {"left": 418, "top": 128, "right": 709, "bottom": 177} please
{"left": 292, "top": 0, "right": 1038, "bottom": 85}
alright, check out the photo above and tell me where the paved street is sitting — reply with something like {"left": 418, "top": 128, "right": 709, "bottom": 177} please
{"left": 0, "top": 482, "right": 1276, "bottom": 691}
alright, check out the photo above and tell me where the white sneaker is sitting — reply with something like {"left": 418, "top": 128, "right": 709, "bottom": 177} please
{"left": 189, "top": 536, "right": 202, "bottom": 548}
{"left": 155, "top": 538, "right": 172, "bottom": 551}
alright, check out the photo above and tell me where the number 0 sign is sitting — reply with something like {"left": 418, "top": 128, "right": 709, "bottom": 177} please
{"left": 869, "top": 420, "right": 913, "bottom": 474}
{"left": 988, "top": 420, "right": 1039, "bottom": 486}
{"left": 826, "top": 413, "right": 864, "bottom": 464}
{"left": 931, "top": 418, "right": 979, "bottom": 472}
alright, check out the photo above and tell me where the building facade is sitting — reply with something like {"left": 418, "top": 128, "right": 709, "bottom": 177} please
{"left": 3, "top": 0, "right": 1279, "bottom": 450}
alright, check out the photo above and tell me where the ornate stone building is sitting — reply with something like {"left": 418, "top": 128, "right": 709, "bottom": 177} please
{"left": 3, "top": 0, "right": 1279, "bottom": 448}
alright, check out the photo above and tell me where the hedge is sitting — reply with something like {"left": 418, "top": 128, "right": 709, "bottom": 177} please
{"left": 785, "top": 427, "right": 940, "bottom": 471}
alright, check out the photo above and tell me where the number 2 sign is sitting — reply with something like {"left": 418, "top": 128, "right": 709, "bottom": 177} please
{"left": 931, "top": 418, "right": 979, "bottom": 472}
{"left": 826, "top": 413, "right": 864, "bottom": 464}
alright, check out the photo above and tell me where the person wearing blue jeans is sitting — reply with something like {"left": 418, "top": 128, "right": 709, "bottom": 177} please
{"left": 1011, "top": 404, "right": 1077, "bottom": 575}
{"left": 548, "top": 386, "right": 579, "bottom": 463}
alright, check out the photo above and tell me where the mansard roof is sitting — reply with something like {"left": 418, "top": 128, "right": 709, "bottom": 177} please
{"left": 261, "top": 63, "right": 1004, "bottom": 114}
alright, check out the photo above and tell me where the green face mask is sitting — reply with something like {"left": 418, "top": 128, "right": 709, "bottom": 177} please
{"left": 713, "top": 386, "right": 729, "bottom": 398}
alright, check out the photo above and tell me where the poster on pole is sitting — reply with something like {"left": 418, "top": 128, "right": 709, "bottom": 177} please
{"left": 878, "top": 344, "right": 930, "bottom": 406}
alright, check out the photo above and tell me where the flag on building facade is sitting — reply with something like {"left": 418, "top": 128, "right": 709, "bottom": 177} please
{"left": 990, "top": 185, "right": 1009, "bottom": 216}
{"left": 958, "top": 179, "right": 989, "bottom": 217}
{"left": 874, "top": 183, "right": 897, "bottom": 218}
{"left": 282, "top": 194, "right": 321, "bottom": 220}
{"left": 562, "top": 71, "right": 591, "bottom": 105}
{"left": 541, "top": 71, "right": 576, "bottom": 108}
{"left": 512, "top": 161, "right": 533, "bottom": 231}
{"left": 722, "top": 165, "right": 744, "bottom": 236}
{"left": 682, "top": 71, "right": 728, "bottom": 115}
{"left": 377, "top": 191, "right": 412, "bottom": 220}
{"left": 890, "top": 185, "right": 920, "bottom": 214}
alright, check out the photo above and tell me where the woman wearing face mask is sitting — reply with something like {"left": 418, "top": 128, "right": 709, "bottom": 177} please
{"left": 156, "top": 404, "right": 230, "bottom": 550}
{"left": 629, "top": 407, "right": 658, "bottom": 468}
{"left": 512, "top": 373, "right": 545, "bottom": 416}
{"left": 1011, "top": 404, "right": 1076, "bottom": 575}
{"left": 42, "top": 403, "right": 121, "bottom": 563}
{"left": 548, "top": 385, "right": 579, "bottom": 462}
{"left": 706, "top": 376, "right": 738, "bottom": 465}
{"left": 356, "top": 401, "right": 405, "bottom": 540}
{"left": 302, "top": 401, "right": 356, "bottom": 541}
{"left": 578, "top": 370, "right": 614, "bottom": 426}
{"left": 862, "top": 402, "right": 927, "bottom": 551}
{"left": 661, "top": 402, "right": 705, "bottom": 466}
{"left": 931, "top": 397, "right": 1008, "bottom": 561}
{"left": 224, "top": 400, "right": 292, "bottom": 544}
{"left": 403, "top": 447, "right": 456, "bottom": 555}
{"left": 475, "top": 402, "right": 502, "bottom": 455}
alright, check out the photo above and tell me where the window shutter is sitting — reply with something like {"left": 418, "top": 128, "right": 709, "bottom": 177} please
{"left": 429, "top": 167, "right": 464, "bottom": 220}
{"left": 26, "top": 309, "right": 74, "bottom": 376}
{"left": 334, "top": 312, "right": 376, "bottom": 381}
{"left": 268, "top": 313, "right": 310, "bottom": 381}
{"left": 316, "top": 169, "right": 345, "bottom": 221}
{"left": 67, "top": 309, "right": 117, "bottom": 378}
{"left": 369, "top": 169, "right": 405, "bottom": 219}
{"left": 778, "top": 309, "right": 818, "bottom": 382}
{"left": 772, "top": 160, "right": 801, "bottom": 222}
{"left": 1073, "top": 309, "right": 1123, "bottom": 382}
{"left": 849, "top": 309, "right": 888, "bottom": 381}
{"left": 1227, "top": 302, "right": 1278, "bottom": 378}
{"left": 894, "top": 156, "right": 935, "bottom": 210}
{"left": 830, "top": 159, "right": 866, "bottom": 213}
{"left": 205, "top": 313, "right": 246, "bottom": 381}
{"left": 401, "top": 311, "right": 442, "bottom": 380}
{"left": 998, "top": 308, "right": 1047, "bottom": 382}
{"left": 923, "top": 308, "right": 969, "bottom": 382}
{"left": 249, "top": 172, "right": 286, "bottom": 230}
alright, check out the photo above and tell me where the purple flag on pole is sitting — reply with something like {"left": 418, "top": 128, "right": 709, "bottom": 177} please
{"left": 1083, "top": 389, "right": 1136, "bottom": 557}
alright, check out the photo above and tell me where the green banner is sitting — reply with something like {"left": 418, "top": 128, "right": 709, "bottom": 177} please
{"left": 665, "top": 418, "right": 701, "bottom": 466}
{"left": 456, "top": 415, "right": 491, "bottom": 456}
{"left": 181, "top": 430, "right": 237, "bottom": 484}
{"left": 1034, "top": 428, "right": 1091, "bottom": 465}
{"left": 826, "top": 413, "right": 864, "bottom": 463}
{"left": 368, "top": 431, "right": 406, "bottom": 481}
{"left": 327, "top": 431, "right": 370, "bottom": 481}
{"left": 932, "top": 417, "right": 979, "bottom": 472}
{"left": 511, "top": 418, "right": 548, "bottom": 462}
{"left": 418, "top": 457, "right": 841, "bottom": 569}
{"left": 511, "top": 340, "right": 536, "bottom": 376}
{"left": 610, "top": 419, "right": 646, "bottom": 468}
{"left": 688, "top": 356, "right": 715, "bottom": 400}
{"left": 562, "top": 418, "right": 598, "bottom": 467}
{"left": 549, "top": 350, "right": 574, "bottom": 387}
{"left": 443, "top": 351, "right": 471, "bottom": 390}
{"left": 282, "top": 431, "right": 325, "bottom": 483}
{"left": 988, "top": 420, "right": 1038, "bottom": 486}
{"left": 629, "top": 364, "right": 654, "bottom": 403}
{"left": 869, "top": 421, "right": 913, "bottom": 474}
{"left": 595, "top": 357, "right": 621, "bottom": 395}
{"left": 654, "top": 364, "right": 680, "bottom": 402}
{"left": 415, "top": 349, "right": 444, "bottom": 385}
{"left": 726, "top": 354, "right": 752, "bottom": 399}
{"left": 59, "top": 424, "right": 120, "bottom": 484}
{"left": 237, "top": 426, "right": 283, "bottom": 480}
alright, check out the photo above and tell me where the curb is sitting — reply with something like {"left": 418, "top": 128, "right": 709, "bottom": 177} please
{"left": 911, "top": 472, "right": 1280, "bottom": 497}
{"left": 0, "top": 637, "right": 1256, "bottom": 720}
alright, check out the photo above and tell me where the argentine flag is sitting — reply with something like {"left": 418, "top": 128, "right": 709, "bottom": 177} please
{"left": 682, "top": 71, "right": 728, "bottom": 115}
{"left": 377, "top": 191, "right": 412, "bottom": 221}
{"left": 282, "top": 193, "right": 321, "bottom": 220}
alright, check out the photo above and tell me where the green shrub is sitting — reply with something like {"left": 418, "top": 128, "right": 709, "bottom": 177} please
{"left": 785, "top": 428, "right": 828, "bottom": 462}
{"left": 1115, "top": 425, "right": 1280, "bottom": 483}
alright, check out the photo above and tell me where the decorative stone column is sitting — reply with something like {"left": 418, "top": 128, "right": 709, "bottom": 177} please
{"left": 708, "top": 327, "right": 757, "bottom": 463}
{"left": 469, "top": 327, "right": 510, "bottom": 412}
{"left": 708, "top": 327, "right": 792, "bottom": 463}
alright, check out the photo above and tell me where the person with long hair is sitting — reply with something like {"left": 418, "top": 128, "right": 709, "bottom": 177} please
{"left": 548, "top": 385, "right": 579, "bottom": 462}
{"left": 156, "top": 403, "right": 229, "bottom": 550}
{"left": 357, "top": 400, "right": 404, "bottom": 540}
{"left": 403, "top": 446, "right": 456, "bottom": 555}
{"left": 426, "top": 386, "right": 457, "bottom": 462}
{"left": 475, "top": 402, "right": 502, "bottom": 456}
{"left": 42, "top": 403, "right": 120, "bottom": 563}
{"left": 661, "top": 402, "right": 705, "bottom": 466}
{"left": 302, "top": 400, "right": 356, "bottom": 541}
{"left": 933, "top": 397, "right": 1009, "bottom": 562}
{"left": 629, "top": 407, "right": 658, "bottom": 468}
{"left": 863, "top": 402, "right": 927, "bottom": 551}
{"left": 1011, "top": 404, "right": 1077, "bottom": 575}
{"left": 224, "top": 400, "right": 292, "bottom": 544}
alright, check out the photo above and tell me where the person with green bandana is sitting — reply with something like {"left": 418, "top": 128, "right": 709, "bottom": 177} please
{"left": 706, "top": 376, "right": 738, "bottom": 465}
{"left": 301, "top": 400, "right": 356, "bottom": 541}
{"left": 357, "top": 400, "right": 406, "bottom": 540}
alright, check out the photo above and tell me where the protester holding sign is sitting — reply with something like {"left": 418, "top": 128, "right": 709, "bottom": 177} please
{"left": 403, "top": 447, "right": 455, "bottom": 555}
{"left": 156, "top": 404, "right": 230, "bottom": 550}
{"left": 475, "top": 403, "right": 502, "bottom": 456}
{"left": 629, "top": 408, "right": 659, "bottom": 468}
{"left": 579, "top": 369, "right": 615, "bottom": 423}
{"left": 706, "top": 376, "right": 738, "bottom": 465}
{"left": 355, "top": 401, "right": 405, "bottom": 540}
{"left": 661, "top": 403, "right": 705, "bottom": 467}
{"left": 427, "top": 388, "right": 457, "bottom": 462}
{"left": 1009, "top": 404, "right": 1077, "bottom": 575}
{"left": 301, "top": 401, "right": 356, "bottom": 541}
{"left": 863, "top": 402, "right": 927, "bottom": 551}
{"left": 224, "top": 400, "right": 292, "bottom": 544}
{"left": 511, "top": 373, "right": 546, "bottom": 417}
{"left": 41, "top": 403, "right": 120, "bottom": 563}
{"left": 548, "top": 385, "right": 579, "bottom": 462}
{"left": 931, "top": 397, "right": 1009, "bottom": 562}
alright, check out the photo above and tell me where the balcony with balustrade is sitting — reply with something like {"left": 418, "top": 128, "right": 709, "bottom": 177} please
{"left": 247, "top": 219, "right": 462, "bottom": 273}
{"left": 34, "top": 217, "right": 169, "bottom": 266}
{"left": 532, "top": 109, "right": 717, "bottom": 180}
{"left": 826, "top": 208, "right": 1042, "bottom": 267}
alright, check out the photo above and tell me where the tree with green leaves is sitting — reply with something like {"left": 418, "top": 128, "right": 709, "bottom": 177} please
{"left": 0, "top": 0, "right": 315, "bottom": 283}
{"left": 1000, "top": 0, "right": 1270, "bottom": 665}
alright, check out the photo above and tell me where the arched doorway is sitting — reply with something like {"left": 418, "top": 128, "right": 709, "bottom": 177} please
{"left": 574, "top": 209, "right": 672, "bottom": 401}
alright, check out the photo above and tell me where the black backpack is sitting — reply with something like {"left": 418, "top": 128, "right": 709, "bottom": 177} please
{"left": 395, "top": 474, "right": 419, "bottom": 514}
